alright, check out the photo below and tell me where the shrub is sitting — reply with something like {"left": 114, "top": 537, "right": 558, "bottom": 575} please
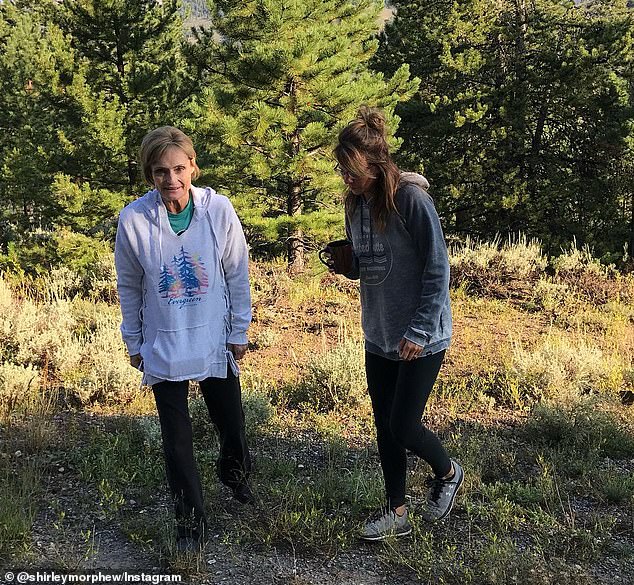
{"left": 553, "top": 243, "right": 634, "bottom": 305}
{"left": 449, "top": 235, "right": 547, "bottom": 298}
{"left": 62, "top": 323, "right": 142, "bottom": 405}
{"left": 12, "top": 299, "right": 80, "bottom": 372}
{"left": 531, "top": 279, "right": 573, "bottom": 313}
{"left": 0, "top": 362, "right": 41, "bottom": 420}
{"left": 0, "top": 229, "right": 117, "bottom": 302}
{"left": 552, "top": 243, "right": 611, "bottom": 276}
{"left": 512, "top": 334, "right": 626, "bottom": 400}
{"left": 523, "top": 400, "right": 634, "bottom": 458}
{"left": 0, "top": 275, "right": 139, "bottom": 407}
{"left": 292, "top": 337, "right": 366, "bottom": 412}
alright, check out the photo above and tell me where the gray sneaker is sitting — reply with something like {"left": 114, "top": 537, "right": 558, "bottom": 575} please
{"left": 420, "top": 459, "right": 464, "bottom": 522}
{"left": 359, "top": 507, "right": 412, "bottom": 541}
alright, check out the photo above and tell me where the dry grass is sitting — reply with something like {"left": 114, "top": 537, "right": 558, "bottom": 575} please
{"left": 511, "top": 332, "right": 631, "bottom": 401}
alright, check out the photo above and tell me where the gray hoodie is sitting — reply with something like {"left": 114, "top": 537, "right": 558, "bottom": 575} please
{"left": 115, "top": 186, "right": 251, "bottom": 384}
{"left": 344, "top": 174, "right": 452, "bottom": 360}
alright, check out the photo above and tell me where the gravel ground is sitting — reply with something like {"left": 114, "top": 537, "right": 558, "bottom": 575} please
{"left": 3, "top": 415, "right": 633, "bottom": 584}
{"left": 12, "top": 509, "right": 415, "bottom": 585}
{"left": 4, "top": 459, "right": 414, "bottom": 585}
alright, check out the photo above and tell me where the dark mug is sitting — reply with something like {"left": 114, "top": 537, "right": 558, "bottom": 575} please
{"left": 319, "top": 239, "right": 353, "bottom": 274}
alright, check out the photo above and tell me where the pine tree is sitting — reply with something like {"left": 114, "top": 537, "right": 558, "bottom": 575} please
{"left": 0, "top": 0, "right": 75, "bottom": 234}
{"left": 158, "top": 264, "right": 177, "bottom": 297}
{"left": 169, "top": 255, "right": 184, "bottom": 297}
{"left": 0, "top": 0, "right": 122, "bottom": 277}
{"left": 185, "top": 0, "right": 419, "bottom": 272}
{"left": 58, "top": 0, "right": 190, "bottom": 197}
{"left": 374, "top": 0, "right": 634, "bottom": 258}
{"left": 176, "top": 246, "right": 200, "bottom": 296}
{"left": 0, "top": 0, "right": 188, "bottom": 275}
{"left": 192, "top": 254, "right": 209, "bottom": 293}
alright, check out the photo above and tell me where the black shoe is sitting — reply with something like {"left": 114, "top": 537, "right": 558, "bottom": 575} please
{"left": 176, "top": 536, "right": 203, "bottom": 554}
{"left": 231, "top": 481, "right": 255, "bottom": 504}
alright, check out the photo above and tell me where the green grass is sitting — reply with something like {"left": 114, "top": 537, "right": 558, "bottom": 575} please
{"left": 523, "top": 400, "right": 634, "bottom": 458}
{"left": 71, "top": 416, "right": 165, "bottom": 514}
{"left": 594, "top": 469, "right": 634, "bottom": 504}
{"left": 0, "top": 458, "right": 41, "bottom": 563}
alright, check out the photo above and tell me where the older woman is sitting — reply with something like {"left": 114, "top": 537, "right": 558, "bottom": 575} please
{"left": 115, "top": 126, "right": 253, "bottom": 553}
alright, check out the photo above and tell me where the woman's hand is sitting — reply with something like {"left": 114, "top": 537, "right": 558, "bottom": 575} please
{"left": 228, "top": 343, "right": 248, "bottom": 360}
{"left": 129, "top": 354, "right": 143, "bottom": 370}
{"left": 320, "top": 250, "right": 336, "bottom": 273}
{"left": 398, "top": 338, "right": 424, "bottom": 361}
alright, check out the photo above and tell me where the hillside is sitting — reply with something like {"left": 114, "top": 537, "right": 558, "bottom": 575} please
{"left": 1, "top": 240, "right": 634, "bottom": 583}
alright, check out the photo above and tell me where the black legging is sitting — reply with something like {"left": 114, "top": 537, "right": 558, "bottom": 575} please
{"left": 152, "top": 366, "right": 251, "bottom": 539}
{"left": 365, "top": 350, "right": 451, "bottom": 509}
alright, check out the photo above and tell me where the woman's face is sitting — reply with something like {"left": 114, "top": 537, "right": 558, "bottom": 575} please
{"left": 338, "top": 158, "right": 377, "bottom": 196}
{"left": 151, "top": 146, "right": 195, "bottom": 212}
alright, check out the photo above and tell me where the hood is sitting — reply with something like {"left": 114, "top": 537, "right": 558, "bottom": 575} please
{"left": 400, "top": 172, "right": 430, "bottom": 191}
{"left": 130, "top": 185, "right": 219, "bottom": 287}
{"left": 134, "top": 185, "right": 217, "bottom": 226}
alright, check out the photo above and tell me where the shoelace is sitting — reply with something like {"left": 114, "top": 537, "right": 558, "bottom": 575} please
{"left": 425, "top": 476, "right": 445, "bottom": 504}
{"left": 368, "top": 506, "right": 394, "bottom": 523}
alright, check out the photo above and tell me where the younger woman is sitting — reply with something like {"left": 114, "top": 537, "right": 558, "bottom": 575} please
{"left": 334, "top": 107, "right": 464, "bottom": 541}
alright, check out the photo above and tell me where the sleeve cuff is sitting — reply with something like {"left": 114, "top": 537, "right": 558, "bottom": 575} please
{"left": 403, "top": 328, "right": 430, "bottom": 348}
{"left": 228, "top": 331, "right": 248, "bottom": 345}
{"left": 124, "top": 339, "right": 142, "bottom": 356}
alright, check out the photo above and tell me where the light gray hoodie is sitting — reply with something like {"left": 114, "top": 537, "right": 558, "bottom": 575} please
{"left": 344, "top": 173, "right": 452, "bottom": 360}
{"left": 115, "top": 186, "right": 251, "bottom": 384}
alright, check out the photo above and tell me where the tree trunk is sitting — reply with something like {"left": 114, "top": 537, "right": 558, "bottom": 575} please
{"left": 287, "top": 179, "right": 305, "bottom": 274}
{"left": 286, "top": 77, "right": 304, "bottom": 273}
{"left": 629, "top": 190, "right": 634, "bottom": 258}
{"left": 114, "top": 21, "right": 136, "bottom": 197}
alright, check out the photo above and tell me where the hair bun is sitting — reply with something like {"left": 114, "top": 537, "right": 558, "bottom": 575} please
{"left": 357, "top": 105, "right": 386, "bottom": 135}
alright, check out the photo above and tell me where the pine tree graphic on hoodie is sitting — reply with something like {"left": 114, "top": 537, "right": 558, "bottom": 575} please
{"left": 158, "top": 246, "right": 209, "bottom": 299}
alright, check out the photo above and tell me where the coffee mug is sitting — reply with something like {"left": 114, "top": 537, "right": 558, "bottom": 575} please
{"left": 319, "top": 239, "right": 353, "bottom": 274}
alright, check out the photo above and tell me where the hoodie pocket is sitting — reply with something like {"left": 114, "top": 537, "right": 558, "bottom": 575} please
{"left": 150, "top": 324, "right": 213, "bottom": 379}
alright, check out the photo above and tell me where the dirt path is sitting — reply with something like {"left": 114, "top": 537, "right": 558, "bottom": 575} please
{"left": 24, "top": 509, "right": 413, "bottom": 585}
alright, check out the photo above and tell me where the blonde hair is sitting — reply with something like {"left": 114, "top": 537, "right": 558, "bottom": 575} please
{"left": 139, "top": 126, "right": 200, "bottom": 185}
{"left": 334, "top": 106, "right": 400, "bottom": 232}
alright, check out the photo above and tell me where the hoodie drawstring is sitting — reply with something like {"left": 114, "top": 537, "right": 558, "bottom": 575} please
{"left": 157, "top": 197, "right": 164, "bottom": 273}
{"left": 359, "top": 198, "right": 375, "bottom": 262}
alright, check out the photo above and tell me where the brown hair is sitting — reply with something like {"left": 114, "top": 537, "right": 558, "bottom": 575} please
{"left": 139, "top": 126, "right": 200, "bottom": 185}
{"left": 334, "top": 106, "right": 400, "bottom": 231}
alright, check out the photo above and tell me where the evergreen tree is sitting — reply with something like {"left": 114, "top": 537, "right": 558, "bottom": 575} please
{"left": 176, "top": 246, "right": 200, "bottom": 296}
{"left": 192, "top": 254, "right": 209, "bottom": 292}
{"left": 169, "top": 254, "right": 184, "bottom": 297}
{"left": 186, "top": 0, "right": 419, "bottom": 272}
{"left": 58, "top": 0, "right": 190, "bottom": 197}
{"left": 0, "top": 0, "right": 121, "bottom": 277}
{"left": 374, "top": 0, "right": 634, "bottom": 259}
{"left": 0, "top": 0, "right": 75, "bottom": 235}
{"left": 158, "top": 264, "right": 177, "bottom": 297}
{"left": 0, "top": 0, "right": 192, "bottom": 276}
